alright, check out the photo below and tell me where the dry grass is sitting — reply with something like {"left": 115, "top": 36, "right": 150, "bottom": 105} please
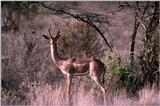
{"left": 112, "top": 89, "right": 160, "bottom": 106}
{"left": 27, "top": 82, "right": 160, "bottom": 106}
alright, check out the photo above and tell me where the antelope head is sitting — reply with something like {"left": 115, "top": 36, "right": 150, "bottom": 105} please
{"left": 43, "top": 26, "right": 61, "bottom": 44}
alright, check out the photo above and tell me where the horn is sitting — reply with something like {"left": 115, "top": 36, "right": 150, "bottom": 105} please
{"left": 43, "top": 34, "right": 50, "bottom": 40}
{"left": 54, "top": 30, "right": 61, "bottom": 40}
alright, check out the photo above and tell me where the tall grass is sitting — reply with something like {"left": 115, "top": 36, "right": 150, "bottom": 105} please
{"left": 29, "top": 83, "right": 160, "bottom": 106}
{"left": 4, "top": 81, "right": 158, "bottom": 106}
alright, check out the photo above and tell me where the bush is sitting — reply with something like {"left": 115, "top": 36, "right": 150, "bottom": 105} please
{"left": 105, "top": 52, "right": 143, "bottom": 97}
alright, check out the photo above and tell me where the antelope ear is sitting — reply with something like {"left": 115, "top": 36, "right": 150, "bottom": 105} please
{"left": 43, "top": 35, "right": 50, "bottom": 40}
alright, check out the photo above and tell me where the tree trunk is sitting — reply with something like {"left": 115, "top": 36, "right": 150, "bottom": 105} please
{"left": 130, "top": 2, "right": 149, "bottom": 63}
{"left": 130, "top": 13, "right": 140, "bottom": 63}
{"left": 140, "top": 2, "right": 159, "bottom": 88}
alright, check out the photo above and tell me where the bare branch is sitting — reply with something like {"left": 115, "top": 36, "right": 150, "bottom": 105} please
{"left": 136, "top": 16, "right": 146, "bottom": 30}
{"left": 40, "top": 2, "right": 113, "bottom": 52}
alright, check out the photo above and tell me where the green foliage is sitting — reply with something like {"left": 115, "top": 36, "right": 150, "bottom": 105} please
{"left": 106, "top": 53, "right": 143, "bottom": 96}
{"left": 106, "top": 52, "right": 159, "bottom": 97}
{"left": 106, "top": 53, "right": 133, "bottom": 77}
{"left": 116, "top": 61, "right": 138, "bottom": 94}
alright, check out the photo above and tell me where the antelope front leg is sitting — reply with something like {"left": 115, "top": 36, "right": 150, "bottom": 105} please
{"left": 67, "top": 74, "right": 72, "bottom": 105}
{"left": 67, "top": 74, "right": 72, "bottom": 97}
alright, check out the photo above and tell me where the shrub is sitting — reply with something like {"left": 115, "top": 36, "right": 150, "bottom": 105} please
{"left": 105, "top": 52, "right": 142, "bottom": 97}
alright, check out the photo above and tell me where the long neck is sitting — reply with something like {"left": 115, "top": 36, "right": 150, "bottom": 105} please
{"left": 50, "top": 42, "right": 60, "bottom": 64}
